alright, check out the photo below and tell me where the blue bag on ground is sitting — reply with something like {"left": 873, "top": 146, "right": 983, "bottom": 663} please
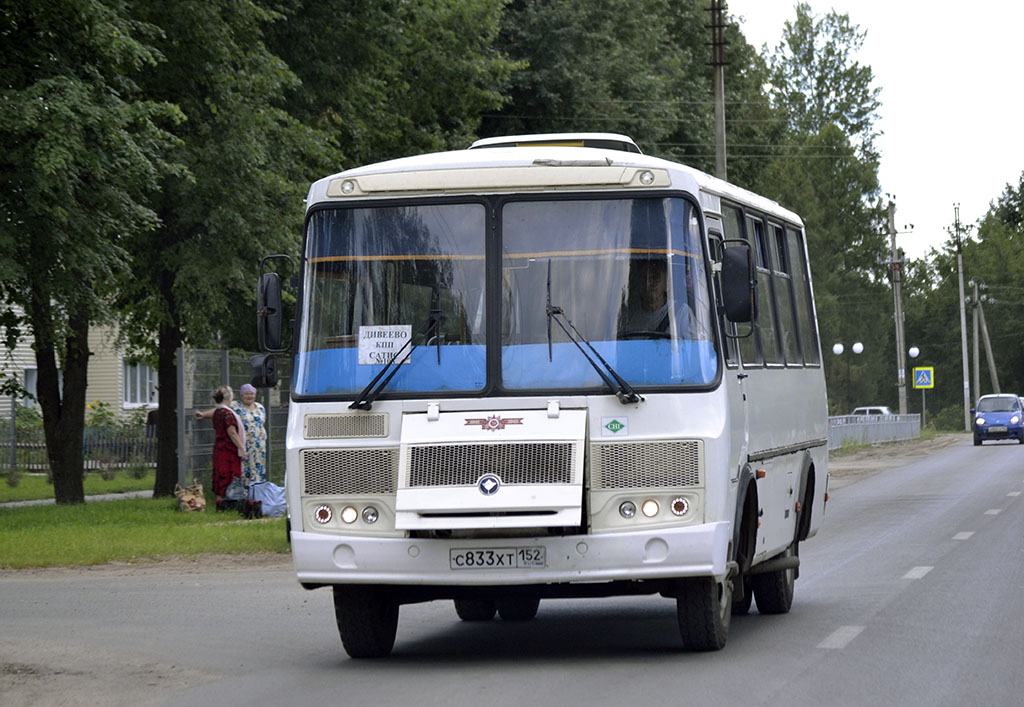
{"left": 249, "top": 481, "right": 286, "bottom": 517}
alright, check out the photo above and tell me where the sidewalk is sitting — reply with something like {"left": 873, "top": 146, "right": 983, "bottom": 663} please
{"left": 0, "top": 489, "right": 154, "bottom": 509}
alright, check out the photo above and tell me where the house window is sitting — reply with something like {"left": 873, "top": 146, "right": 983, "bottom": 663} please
{"left": 123, "top": 362, "right": 158, "bottom": 406}
{"left": 23, "top": 367, "right": 61, "bottom": 408}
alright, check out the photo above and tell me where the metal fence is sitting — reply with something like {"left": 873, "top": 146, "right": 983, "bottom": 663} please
{"left": 1, "top": 348, "right": 291, "bottom": 488}
{"left": 827, "top": 414, "right": 921, "bottom": 450}
{"left": 180, "top": 349, "right": 291, "bottom": 487}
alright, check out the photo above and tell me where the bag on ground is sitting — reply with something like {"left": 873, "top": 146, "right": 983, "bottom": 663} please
{"left": 224, "top": 476, "right": 247, "bottom": 501}
{"left": 175, "top": 479, "right": 206, "bottom": 512}
{"left": 249, "top": 481, "right": 286, "bottom": 517}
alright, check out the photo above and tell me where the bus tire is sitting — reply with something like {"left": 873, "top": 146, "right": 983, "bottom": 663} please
{"left": 454, "top": 598, "right": 497, "bottom": 621}
{"left": 332, "top": 585, "right": 399, "bottom": 658}
{"left": 751, "top": 543, "right": 797, "bottom": 615}
{"left": 497, "top": 597, "right": 540, "bottom": 621}
{"left": 675, "top": 576, "right": 731, "bottom": 651}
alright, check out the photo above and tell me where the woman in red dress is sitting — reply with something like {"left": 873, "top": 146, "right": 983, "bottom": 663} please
{"left": 208, "top": 385, "right": 247, "bottom": 497}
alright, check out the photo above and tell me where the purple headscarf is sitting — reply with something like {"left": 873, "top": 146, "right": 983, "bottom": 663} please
{"left": 240, "top": 383, "right": 257, "bottom": 395}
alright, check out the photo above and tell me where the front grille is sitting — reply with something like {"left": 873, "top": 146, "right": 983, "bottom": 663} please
{"left": 591, "top": 440, "right": 702, "bottom": 489}
{"left": 301, "top": 447, "right": 397, "bottom": 495}
{"left": 304, "top": 413, "right": 389, "bottom": 439}
{"left": 407, "top": 442, "right": 575, "bottom": 487}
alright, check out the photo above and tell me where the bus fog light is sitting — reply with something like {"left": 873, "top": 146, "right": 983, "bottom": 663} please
{"left": 641, "top": 499, "right": 659, "bottom": 517}
{"left": 670, "top": 497, "right": 689, "bottom": 516}
{"left": 340, "top": 506, "right": 358, "bottom": 524}
{"left": 361, "top": 506, "right": 379, "bottom": 524}
{"left": 314, "top": 505, "right": 332, "bottom": 524}
{"left": 619, "top": 501, "right": 637, "bottom": 519}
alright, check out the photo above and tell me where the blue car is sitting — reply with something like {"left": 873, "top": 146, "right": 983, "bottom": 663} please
{"left": 972, "top": 394, "right": 1024, "bottom": 445}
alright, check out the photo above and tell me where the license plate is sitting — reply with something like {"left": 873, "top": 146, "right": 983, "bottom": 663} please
{"left": 449, "top": 547, "right": 546, "bottom": 570}
{"left": 989, "top": 425, "right": 1007, "bottom": 433}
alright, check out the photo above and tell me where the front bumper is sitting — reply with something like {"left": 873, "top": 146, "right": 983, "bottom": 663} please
{"left": 291, "top": 521, "right": 731, "bottom": 587}
{"left": 975, "top": 425, "right": 1024, "bottom": 441}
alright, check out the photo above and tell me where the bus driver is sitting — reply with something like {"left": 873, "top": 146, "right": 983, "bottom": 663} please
{"left": 619, "top": 258, "right": 704, "bottom": 340}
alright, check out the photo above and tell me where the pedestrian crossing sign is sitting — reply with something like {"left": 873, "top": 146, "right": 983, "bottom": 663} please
{"left": 912, "top": 367, "right": 934, "bottom": 389}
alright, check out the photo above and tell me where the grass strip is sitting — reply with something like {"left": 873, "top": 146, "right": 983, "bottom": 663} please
{"left": 0, "top": 497, "right": 289, "bottom": 569}
{"left": 1, "top": 471, "right": 156, "bottom": 503}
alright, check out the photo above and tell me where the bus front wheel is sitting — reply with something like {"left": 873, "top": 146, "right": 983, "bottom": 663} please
{"left": 333, "top": 585, "right": 399, "bottom": 658}
{"left": 675, "top": 576, "right": 731, "bottom": 651}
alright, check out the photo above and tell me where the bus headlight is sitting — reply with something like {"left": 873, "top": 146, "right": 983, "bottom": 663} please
{"left": 619, "top": 501, "right": 637, "bottom": 519}
{"left": 670, "top": 497, "right": 689, "bottom": 516}
{"left": 361, "top": 506, "right": 379, "bottom": 524}
{"left": 641, "top": 499, "right": 660, "bottom": 518}
{"left": 340, "top": 506, "right": 358, "bottom": 524}
{"left": 314, "top": 505, "right": 332, "bottom": 524}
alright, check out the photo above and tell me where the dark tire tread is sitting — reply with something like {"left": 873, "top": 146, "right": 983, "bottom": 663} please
{"left": 333, "top": 586, "right": 399, "bottom": 659}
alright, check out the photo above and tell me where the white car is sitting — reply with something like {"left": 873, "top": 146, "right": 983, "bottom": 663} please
{"left": 850, "top": 406, "right": 894, "bottom": 416}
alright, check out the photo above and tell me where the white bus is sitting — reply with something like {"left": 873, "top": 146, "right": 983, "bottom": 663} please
{"left": 255, "top": 133, "right": 829, "bottom": 657}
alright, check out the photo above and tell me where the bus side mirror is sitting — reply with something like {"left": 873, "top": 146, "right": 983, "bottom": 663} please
{"left": 257, "top": 272, "right": 284, "bottom": 352}
{"left": 721, "top": 242, "right": 756, "bottom": 323}
{"left": 251, "top": 354, "right": 278, "bottom": 389}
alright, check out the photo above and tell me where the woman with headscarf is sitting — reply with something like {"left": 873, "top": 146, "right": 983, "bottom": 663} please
{"left": 198, "top": 385, "right": 246, "bottom": 497}
{"left": 231, "top": 383, "right": 268, "bottom": 484}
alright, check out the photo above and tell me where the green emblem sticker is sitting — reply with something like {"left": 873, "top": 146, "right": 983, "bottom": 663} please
{"left": 602, "top": 417, "right": 628, "bottom": 436}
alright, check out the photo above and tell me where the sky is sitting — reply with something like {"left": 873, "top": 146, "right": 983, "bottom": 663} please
{"left": 725, "top": 1, "right": 1024, "bottom": 260}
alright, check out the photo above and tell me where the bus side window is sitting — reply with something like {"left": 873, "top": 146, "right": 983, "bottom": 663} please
{"left": 770, "top": 223, "right": 801, "bottom": 365}
{"left": 746, "top": 216, "right": 780, "bottom": 365}
{"left": 786, "top": 227, "right": 820, "bottom": 364}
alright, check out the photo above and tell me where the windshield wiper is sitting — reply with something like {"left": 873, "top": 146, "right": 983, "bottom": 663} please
{"left": 349, "top": 287, "right": 443, "bottom": 411}
{"left": 545, "top": 260, "right": 643, "bottom": 405}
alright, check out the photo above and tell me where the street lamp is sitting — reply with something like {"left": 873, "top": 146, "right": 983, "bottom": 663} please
{"left": 832, "top": 341, "right": 864, "bottom": 413}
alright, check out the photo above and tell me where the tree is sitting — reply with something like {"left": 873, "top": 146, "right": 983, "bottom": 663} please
{"left": 480, "top": 0, "right": 692, "bottom": 148}
{"left": 267, "top": 0, "right": 517, "bottom": 168}
{"left": 0, "top": 0, "right": 183, "bottom": 503}
{"left": 753, "top": 5, "right": 889, "bottom": 412}
{"left": 117, "top": 0, "right": 328, "bottom": 497}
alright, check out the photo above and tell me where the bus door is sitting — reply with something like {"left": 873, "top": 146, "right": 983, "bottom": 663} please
{"left": 709, "top": 224, "right": 749, "bottom": 482}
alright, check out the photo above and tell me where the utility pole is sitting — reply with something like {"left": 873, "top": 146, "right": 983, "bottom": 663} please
{"left": 970, "top": 281, "right": 1001, "bottom": 394}
{"left": 952, "top": 204, "right": 971, "bottom": 431}
{"left": 886, "top": 200, "right": 909, "bottom": 414}
{"left": 709, "top": 0, "right": 728, "bottom": 180}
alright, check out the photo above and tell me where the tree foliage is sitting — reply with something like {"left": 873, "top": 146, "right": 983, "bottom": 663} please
{"left": 114, "top": 0, "right": 329, "bottom": 496}
{"left": 0, "top": 0, "right": 183, "bottom": 503}
{"left": 267, "top": 0, "right": 517, "bottom": 168}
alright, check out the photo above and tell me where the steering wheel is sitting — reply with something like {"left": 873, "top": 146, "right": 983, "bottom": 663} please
{"left": 618, "top": 330, "right": 670, "bottom": 340}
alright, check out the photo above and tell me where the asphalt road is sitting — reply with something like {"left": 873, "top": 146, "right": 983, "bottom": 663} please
{"left": 2, "top": 436, "right": 1022, "bottom": 706}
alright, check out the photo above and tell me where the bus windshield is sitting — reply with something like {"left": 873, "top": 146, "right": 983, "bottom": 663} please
{"left": 501, "top": 197, "right": 716, "bottom": 390}
{"left": 294, "top": 196, "right": 717, "bottom": 398}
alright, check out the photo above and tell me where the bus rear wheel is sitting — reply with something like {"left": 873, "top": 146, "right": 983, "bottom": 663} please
{"left": 751, "top": 543, "right": 797, "bottom": 615}
{"left": 333, "top": 585, "right": 399, "bottom": 658}
{"left": 454, "top": 598, "right": 497, "bottom": 621}
{"left": 675, "top": 576, "right": 731, "bottom": 651}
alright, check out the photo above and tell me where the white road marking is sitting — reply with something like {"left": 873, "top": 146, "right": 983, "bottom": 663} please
{"left": 985, "top": 509, "right": 1002, "bottom": 515}
{"left": 952, "top": 532, "right": 974, "bottom": 540}
{"left": 903, "top": 566, "right": 934, "bottom": 580}
{"left": 818, "top": 625, "right": 865, "bottom": 650}
{"left": 1007, "top": 491, "right": 1022, "bottom": 497}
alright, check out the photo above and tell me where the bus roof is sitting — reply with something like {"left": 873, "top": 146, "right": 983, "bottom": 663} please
{"left": 307, "top": 134, "right": 802, "bottom": 227}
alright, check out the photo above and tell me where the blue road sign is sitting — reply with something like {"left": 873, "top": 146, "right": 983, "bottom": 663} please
{"left": 913, "top": 367, "right": 934, "bottom": 389}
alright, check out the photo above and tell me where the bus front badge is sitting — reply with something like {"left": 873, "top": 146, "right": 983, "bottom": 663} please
{"left": 465, "top": 415, "right": 523, "bottom": 431}
{"left": 478, "top": 475, "right": 501, "bottom": 496}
